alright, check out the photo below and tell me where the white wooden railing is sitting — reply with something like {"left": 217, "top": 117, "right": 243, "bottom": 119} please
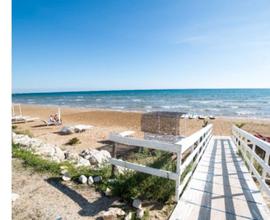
{"left": 232, "top": 125, "right": 270, "bottom": 196}
{"left": 108, "top": 124, "right": 213, "bottom": 201}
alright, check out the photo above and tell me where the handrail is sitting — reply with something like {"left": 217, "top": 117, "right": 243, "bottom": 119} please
{"left": 232, "top": 125, "right": 270, "bottom": 196}
{"left": 108, "top": 124, "right": 213, "bottom": 201}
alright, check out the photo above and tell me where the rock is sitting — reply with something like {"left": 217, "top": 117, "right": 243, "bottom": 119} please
{"left": 60, "top": 169, "right": 68, "bottom": 175}
{"left": 76, "top": 157, "right": 91, "bottom": 167}
{"left": 29, "top": 139, "right": 43, "bottom": 149}
{"left": 136, "top": 208, "right": 144, "bottom": 219}
{"left": 105, "top": 187, "right": 112, "bottom": 196}
{"left": 79, "top": 175, "right": 87, "bottom": 184}
{"left": 125, "top": 212, "right": 132, "bottom": 220}
{"left": 62, "top": 173, "right": 71, "bottom": 181}
{"left": 54, "top": 147, "right": 65, "bottom": 161}
{"left": 37, "top": 143, "right": 56, "bottom": 157}
{"left": 59, "top": 126, "right": 74, "bottom": 135}
{"left": 66, "top": 152, "right": 80, "bottom": 162}
{"left": 115, "top": 166, "right": 129, "bottom": 175}
{"left": 12, "top": 193, "right": 20, "bottom": 202}
{"left": 88, "top": 176, "right": 94, "bottom": 185}
{"left": 82, "top": 149, "right": 111, "bottom": 166}
{"left": 101, "top": 208, "right": 125, "bottom": 220}
{"left": 132, "top": 199, "right": 142, "bottom": 209}
{"left": 93, "top": 176, "right": 102, "bottom": 183}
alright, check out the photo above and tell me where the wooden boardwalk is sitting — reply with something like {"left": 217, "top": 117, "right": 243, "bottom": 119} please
{"left": 169, "top": 136, "right": 270, "bottom": 220}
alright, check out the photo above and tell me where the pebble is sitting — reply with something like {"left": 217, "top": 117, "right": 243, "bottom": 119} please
{"left": 93, "top": 176, "right": 102, "bottom": 183}
{"left": 136, "top": 208, "right": 144, "bottom": 219}
{"left": 79, "top": 175, "right": 87, "bottom": 184}
{"left": 132, "top": 199, "right": 142, "bottom": 209}
{"left": 88, "top": 176, "right": 94, "bottom": 185}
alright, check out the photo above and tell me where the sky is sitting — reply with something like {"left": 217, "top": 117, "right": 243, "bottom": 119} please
{"left": 13, "top": 0, "right": 270, "bottom": 93}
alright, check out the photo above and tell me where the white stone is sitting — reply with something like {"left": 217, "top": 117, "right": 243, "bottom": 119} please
{"left": 76, "top": 157, "right": 91, "bottom": 167}
{"left": 54, "top": 147, "right": 65, "bottom": 161}
{"left": 105, "top": 187, "right": 112, "bottom": 196}
{"left": 37, "top": 144, "right": 56, "bottom": 157}
{"left": 101, "top": 208, "right": 125, "bottom": 219}
{"left": 67, "top": 152, "right": 80, "bottom": 162}
{"left": 93, "top": 176, "right": 102, "bottom": 183}
{"left": 88, "top": 176, "right": 94, "bottom": 185}
{"left": 62, "top": 173, "right": 71, "bottom": 181}
{"left": 115, "top": 166, "right": 129, "bottom": 175}
{"left": 136, "top": 208, "right": 144, "bottom": 219}
{"left": 12, "top": 193, "right": 20, "bottom": 202}
{"left": 86, "top": 149, "right": 111, "bottom": 166}
{"left": 125, "top": 212, "right": 132, "bottom": 220}
{"left": 60, "top": 169, "right": 68, "bottom": 175}
{"left": 132, "top": 199, "right": 142, "bottom": 209}
{"left": 79, "top": 175, "right": 87, "bottom": 184}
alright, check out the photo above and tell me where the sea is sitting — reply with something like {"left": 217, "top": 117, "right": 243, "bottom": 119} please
{"left": 12, "top": 89, "right": 270, "bottom": 119}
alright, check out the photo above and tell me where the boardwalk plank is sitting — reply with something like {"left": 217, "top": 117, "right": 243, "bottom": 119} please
{"left": 169, "top": 136, "right": 270, "bottom": 220}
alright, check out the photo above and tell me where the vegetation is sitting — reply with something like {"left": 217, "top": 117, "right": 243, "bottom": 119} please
{"left": 12, "top": 125, "right": 18, "bottom": 130}
{"left": 12, "top": 142, "right": 194, "bottom": 206}
{"left": 235, "top": 123, "right": 246, "bottom": 128}
{"left": 65, "top": 137, "right": 81, "bottom": 145}
{"left": 12, "top": 143, "right": 110, "bottom": 181}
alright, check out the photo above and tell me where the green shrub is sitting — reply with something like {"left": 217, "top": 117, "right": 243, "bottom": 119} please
{"left": 235, "top": 123, "right": 245, "bottom": 128}
{"left": 65, "top": 137, "right": 81, "bottom": 145}
{"left": 12, "top": 125, "right": 18, "bottom": 130}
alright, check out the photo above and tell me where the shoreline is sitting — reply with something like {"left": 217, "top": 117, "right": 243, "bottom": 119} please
{"left": 13, "top": 103, "right": 270, "bottom": 122}
{"left": 11, "top": 103, "right": 270, "bottom": 155}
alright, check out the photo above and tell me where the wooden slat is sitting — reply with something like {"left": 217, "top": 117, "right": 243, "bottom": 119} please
{"left": 169, "top": 136, "right": 270, "bottom": 220}
{"left": 108, "top": 134, "right": 181, "bottom": 153}
{"left": 109, "top": 158, "right": 178, "bottom": 180}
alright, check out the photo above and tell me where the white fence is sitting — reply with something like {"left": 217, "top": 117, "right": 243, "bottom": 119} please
{"left": 232, "top": 125, "right": 270, "bottom": 196}
{"left": 108, "top": 124, "right": 213, "bottom": 201}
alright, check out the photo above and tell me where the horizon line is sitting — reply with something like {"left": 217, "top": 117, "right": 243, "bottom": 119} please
{"left": 12, "top": 87, "right": 270, "bottom": 95}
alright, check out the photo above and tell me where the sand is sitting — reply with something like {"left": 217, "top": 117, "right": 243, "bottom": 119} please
{"left": 13, "top": 104, "right": 270, "bottom": 154}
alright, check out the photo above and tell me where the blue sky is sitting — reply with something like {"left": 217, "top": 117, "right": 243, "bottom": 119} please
{"left": 13, "top": 0, "right": 270, "bottom": 93}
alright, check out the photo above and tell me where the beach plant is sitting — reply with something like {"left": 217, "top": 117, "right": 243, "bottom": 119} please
{"left": 235, "top": 123, "right": 246, "bottom": 128}
{"left": 12, "top": 125, "right": 18, "bottom": 130}
{"left": 65, "top": 137, "right": 81, "bottom": 145}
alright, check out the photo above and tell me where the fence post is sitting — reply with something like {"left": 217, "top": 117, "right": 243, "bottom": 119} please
{"left": 175, "top": 147, "right": 182, "bottom": 202}
{"left": 111, "top": 143, "right": 117, "bottom": 177}
{"left": 262, "top": 152, "right": 269, "bottom": 183}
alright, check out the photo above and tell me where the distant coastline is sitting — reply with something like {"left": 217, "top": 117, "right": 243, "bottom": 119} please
{"left": 12, "top": 89, "right": 270, "bottom": 119}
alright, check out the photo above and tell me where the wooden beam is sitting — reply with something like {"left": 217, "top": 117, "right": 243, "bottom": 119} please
{"left": 109, "top": 158, "right": 178, "bottom": 180}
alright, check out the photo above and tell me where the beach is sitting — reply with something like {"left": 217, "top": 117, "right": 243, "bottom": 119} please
{"left": 13, "top": 104, "right": 270, "bottom": 154}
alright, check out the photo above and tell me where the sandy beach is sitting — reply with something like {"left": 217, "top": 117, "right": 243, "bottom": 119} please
{"left": 13, "top": 104, "right": 270, "bottom": 154}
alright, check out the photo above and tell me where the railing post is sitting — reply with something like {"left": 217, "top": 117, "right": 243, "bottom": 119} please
{"left": 249, "top": 143, "right": 256, "bottom": 175}
{"left": 262, "top": 152, "right": 269, "bottom": 183}
{"left": 175, "top": 148, "right": 182, "bottom": 202}
{"left": 111, "top": 143, "right": 117, "bottom": 177}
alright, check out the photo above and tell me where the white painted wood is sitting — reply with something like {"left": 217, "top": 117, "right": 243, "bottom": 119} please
{"left": 232, "top": 126, "right": 270, "bottom": 197}
{"left": 109, "top": 158, "right": 178, "bottom": 180}
{"left": 233, "top": 125, "right": 270, "bottom": 155}
{"left": 176, "top": 124, "right": 213, "bottom": 154}
{"left": 108, "top": 134, "right": 181, "bottom": 153}
{"left": 109, "top": 124, "right": 213, "bottom": 202}
{"left": 181, "top": 131, "right": 212, "bottom": 172}
{"left": 175, "top": 151, "right": 182, "bottom": 201}
{"left": 170, "top": 136, "right": 270, "bottom": 220}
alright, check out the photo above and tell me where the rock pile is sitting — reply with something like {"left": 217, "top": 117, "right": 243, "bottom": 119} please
{"left": 13, "top": 133, "right": 65, "bottom": 162}
{"left": 12, "top": 132, "right": 112, "bottom": 167}
{"left": 80, "top": 149, "right": 111, "bottom": 167}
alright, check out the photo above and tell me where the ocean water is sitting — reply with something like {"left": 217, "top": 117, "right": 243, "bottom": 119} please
{"left": 12, "top": 89, "right": 270, "bottom": 118}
